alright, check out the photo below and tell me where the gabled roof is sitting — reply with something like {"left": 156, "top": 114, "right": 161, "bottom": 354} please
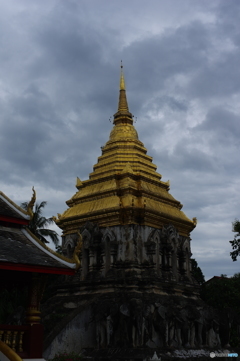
{"left": 0, "top": 191, "right": 30, "bottom": 223}
{"left": 0, "top": 191, "right": 79, "bottom": 275}
{"left": 0, "top": 226, "right": 76, "bottom": 274}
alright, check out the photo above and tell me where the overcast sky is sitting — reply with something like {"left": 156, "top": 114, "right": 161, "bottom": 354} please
{"left": 0, "top": 0, "right": 239, "bottom": 280}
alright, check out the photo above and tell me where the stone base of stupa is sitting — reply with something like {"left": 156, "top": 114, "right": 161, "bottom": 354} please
{"left": 42, "top": 286, "right": 235, "bottom": 360}
{"left": 80, "top": 347, "right": 239, "bottom": 361}
{"left": 42, "top": 222, "right": 237, "bottom": 360}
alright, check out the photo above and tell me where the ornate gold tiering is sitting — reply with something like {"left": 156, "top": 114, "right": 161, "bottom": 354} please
{"left": 56, "top": 65, "right": 196, "bottom": 237}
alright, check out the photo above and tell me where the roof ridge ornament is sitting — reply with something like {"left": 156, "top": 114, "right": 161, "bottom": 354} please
{"left": 27, "top": 187, "right": 36, "bottom": 219}
{"left": 76, "top": 177, "right": 83, "bottom": 189}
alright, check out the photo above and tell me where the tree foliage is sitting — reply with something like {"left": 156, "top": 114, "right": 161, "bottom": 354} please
{"left": 201, "top": 273, "right": 240, "bottom": 347}
{"left": 21, "top": 201, "right": 59, "bottom": 246}
{"left": 191, "top": 258, "right": 205, "bottom": 285}
{"left": 201, "top": 273, "right": 240, "bottom": 311}
{"left": 230, "top": 219, "right": 240, "bottom": 261}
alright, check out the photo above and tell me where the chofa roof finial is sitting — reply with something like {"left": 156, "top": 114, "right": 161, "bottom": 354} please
{"left": 27, "top": 186, "right": 36, "bottom": 219}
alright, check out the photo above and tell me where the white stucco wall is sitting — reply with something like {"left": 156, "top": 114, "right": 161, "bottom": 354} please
{"left": 43, "top": 307, "right": 95, "bottom": 360}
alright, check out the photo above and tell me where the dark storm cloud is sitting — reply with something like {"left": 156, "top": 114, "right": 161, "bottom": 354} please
{"left": 0, "top": 0, "right": 239, "bottom": 279}
{"left": 187, "top": 53, "right": 240, "bottom": 99}
{"left": 0, "top": 82, "right": 62, "bottom": 175}
{"left": 197, "top": 107, "right": 240, "bottom": 138}
{"left": 216, "top": 0, "right": 240, "bottom": 40}
{"left": 122, "top": 20, "right": 211, "bottom": 103}
{"left": 169, "top": 144, "right": 216, "bottom": 172}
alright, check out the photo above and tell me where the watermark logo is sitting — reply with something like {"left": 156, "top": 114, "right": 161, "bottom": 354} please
{"left": 210, "top": 351, "right": 238, "bottom": 358}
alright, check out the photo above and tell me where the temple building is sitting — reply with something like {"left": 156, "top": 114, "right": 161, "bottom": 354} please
{"left": 0, "top": 189, "right": 80, "bottom": 360}
{"left": 44, "top": 66, "right": 233, "bottom": 359}
{"left": 56, "top": 65, "right": 197, "bottom": 290}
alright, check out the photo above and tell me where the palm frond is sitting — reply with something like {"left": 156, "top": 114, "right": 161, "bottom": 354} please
{"left": 38, "top": 228, "right": 59, "bottom": 246}
{"left": 20, "top": 202, "right": 29, "bottom": 211}
{"left": 36, "top": 216, "right": 49, "bottom": 229}
{"left": 35, "top": 230, "right": 50, "bottom": 244}
{"left": 21, "top": 198, "right": 59, "bottom": 246}
{"left": 34, "top": 202, "right": 47, "bottom": 217}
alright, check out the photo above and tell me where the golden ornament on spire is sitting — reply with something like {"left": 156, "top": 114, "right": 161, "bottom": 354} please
{"left": 120, "top": 60, "right": 125, "bottom": 90}
{"left": 114, "top": 61, "right": 132, "bottom": 124}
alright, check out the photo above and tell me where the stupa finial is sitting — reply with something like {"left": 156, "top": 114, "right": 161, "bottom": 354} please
{"left": 120, "top": 60, "right": 125, "bottom": 90}
{"left": 114, "top": 62, "right": 132, "bottom": 124}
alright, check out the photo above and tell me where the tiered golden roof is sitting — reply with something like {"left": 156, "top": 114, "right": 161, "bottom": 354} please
{"left": 56, "top": 65, "right": 195, "bottom": 237}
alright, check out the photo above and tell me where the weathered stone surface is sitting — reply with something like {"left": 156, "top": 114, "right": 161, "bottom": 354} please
{"left": 43, "top": 304, "right": 95, "bottom": 359}
{"left": 42, "top": 222, "right": 240, "bottom": 360}
{"left": 43, "top": 69, "right": 240, "bottom": 359}
{"left": 62, "top": 223, "right": 197, "bottom": 294}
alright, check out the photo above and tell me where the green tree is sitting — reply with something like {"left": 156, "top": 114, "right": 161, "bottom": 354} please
{"left": 201, "top": 275, "right": 239, "bottom": 309}
{"left": 191, "top": 258, "right": 205, "bottom": 285}
{"left": 201, "top": 273, "right": 240, "bottom": 318}
{"left": 201, "top": 273, "right": 240, "bottom": 347}
{"left": 21, "top": 201, "right": 59, "bottom": 246}
{"left": 230, "top": 219, "right": 240, "bottom": 261}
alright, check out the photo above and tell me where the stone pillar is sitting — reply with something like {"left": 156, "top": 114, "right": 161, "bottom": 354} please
{"left": 81, "top": 248, "right": 89, "bottom": 280}
{"left": 176, "top": 252, "right": 181, "bottom": 279}
{"left": 154, "top": 238, "right": 161, "bottom": 276}
{"left": 89, "top": 247, "right": 95, "bottom": 272}
{"left": 92, "top": 242, "right": 99, "bottom": 272}
{"left": 105, "top": 238, "right": 111, "bottom": 275}
{"left": 24, "top": 274, "right": 45, "bottom": 358}
{"left": 167, "top": 250, "right": 172, "bottom": 267}
{"left": 100, "top": 242, "right": 105, "bottom": 274}
{"left": 26, "top": 273, "right": 45, "bottom": 324}
{"left": 145, "top": 240, "right": 156, "bottom": 269}
{"left": 110, "top": 241, "right": 118, "bottom": 267}
{"left": 171, "top": 250, "right": 178, "bottom": 281}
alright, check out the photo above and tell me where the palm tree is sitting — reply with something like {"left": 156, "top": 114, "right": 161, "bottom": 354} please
{"left": 21, "top": 201, "right": 59, "bottom": 246}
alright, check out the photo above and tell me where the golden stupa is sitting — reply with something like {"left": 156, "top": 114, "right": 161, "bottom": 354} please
{"left": 56, "top": 65, "right": 196, "bottom": 237}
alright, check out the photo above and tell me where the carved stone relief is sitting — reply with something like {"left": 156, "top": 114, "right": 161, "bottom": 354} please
{"left": 90, "top": 296, "right": 237, "bottom": 349}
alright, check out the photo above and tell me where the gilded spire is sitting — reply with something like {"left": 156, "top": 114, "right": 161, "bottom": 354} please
{"left": 114, "top": 62, "right": 132, "bottom": 124}
{"left": 120, "top": 60, "right": 125, "bottom": 91}
{"left": 57, "top": 65, "right": 196, "bottom": 238}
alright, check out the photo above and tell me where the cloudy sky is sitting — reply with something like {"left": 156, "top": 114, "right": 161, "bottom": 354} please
{"left": 0, "top": 0, "right": 239, "bottom": 280}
